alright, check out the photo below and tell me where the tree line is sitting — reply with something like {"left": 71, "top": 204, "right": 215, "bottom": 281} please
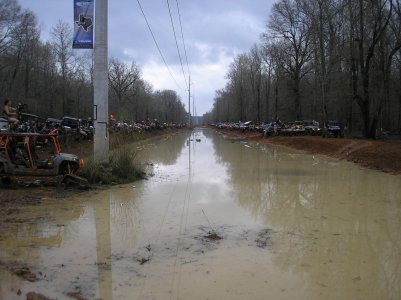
{"left": 0, "top": 0, "right": 187, "bottom": 124}
{"left": 204, "top": 0, "right": 401, "bottom": 138}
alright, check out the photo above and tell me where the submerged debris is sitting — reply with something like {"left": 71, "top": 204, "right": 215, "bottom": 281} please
{"left": 95, "top": 261, "right": 111, "bottom": 270}
{"left": 6, "top": 265, "right": 38, "bottom": 282}
{"left": 134, "top": 244, "right": 153, "bottom": 265}
{"left": 204, "top": 231, "right": 222, "bottom": 241}
{"left": 66, "top": 291, "right": 87, "bottom": 300}
{"left": 137, "top": 257, "right": 150, "bottom": 265}
{"left": 26, "top": 292, "right": 51, "bottom": 300}
{"left": 255, "top": 229, "right": 273, "bottom": 248}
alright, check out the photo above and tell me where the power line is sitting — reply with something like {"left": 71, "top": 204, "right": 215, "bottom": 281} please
{"left": 136, "top": 0, "right": 185, "bottom": 91}
{"left": 175, "top": 0, "right": 190, "bottom": 77}
{"left": 166, "top": 0, "right": 188, "bottom": 89}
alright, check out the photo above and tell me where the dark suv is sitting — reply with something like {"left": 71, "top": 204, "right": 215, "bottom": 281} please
{"left": 322, "top": 121, "right": 344, "bottom": 138}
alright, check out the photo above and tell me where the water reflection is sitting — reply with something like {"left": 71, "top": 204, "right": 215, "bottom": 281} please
{"left": 137, "top": 130, "right": 189, "bottom": 165}
{"left": 0, "top": 203, "right": 84, "bottom": 264}
{"left": 208, "top": 130, "right": 401, "bottom": 300}
{"left": 94, "top": 196, "right": 112, "bottom": 300}
{"left": 1, "top": 129, "right": 400, "bottom": 300}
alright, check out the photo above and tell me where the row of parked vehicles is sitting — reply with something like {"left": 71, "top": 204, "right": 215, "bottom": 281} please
{"left": 0, "top": 104, "right": 90, "bottom": 186}
{"left": 213, "top": 120, "right": 345, "bottom": 138}
{"left": 110, "top": 119, "right": 186, "bottom": 133}
{"left": 0, "top": 104, "right": 187, "bottom": 186}
{"left": 0, "top": 103, "right": 94, "bottom": 141}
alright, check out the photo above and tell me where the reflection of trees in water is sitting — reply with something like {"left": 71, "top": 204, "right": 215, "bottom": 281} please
{"left": 206, "top": 130, "right": 236, "bottom": 168}
{"left": 208, "top": 131, "right": 401, "bottom": 299}
{"left": 141, "top": 131, "right": 190, "bottom": 165}
{"left": 269, "top": 171, "right": 401, "bottom": 299}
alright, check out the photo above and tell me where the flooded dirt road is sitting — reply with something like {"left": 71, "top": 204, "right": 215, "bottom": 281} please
{"left": 1, "top": 128, "right": 401, "bottom": 300}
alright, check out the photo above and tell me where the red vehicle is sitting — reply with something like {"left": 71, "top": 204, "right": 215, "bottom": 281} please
{"left": 0, "top": 131, "right": 88, "bottom": 187}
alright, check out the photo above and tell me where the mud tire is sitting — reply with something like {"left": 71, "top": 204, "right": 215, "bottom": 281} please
{"left": 59, "top": 162, "right": 78, "bottom": 175}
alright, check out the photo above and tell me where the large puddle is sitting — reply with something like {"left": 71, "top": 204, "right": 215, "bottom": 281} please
{"left": 1, "top": 129, "right": 401, "bottom": 300}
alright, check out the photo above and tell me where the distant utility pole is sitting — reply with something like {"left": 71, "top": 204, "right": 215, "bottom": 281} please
{"left": 94, "top": 0, "right": 109, "bottom": 162}
{"left": 188, "top": 75, "right": 191, "bottom": 127}
{"left": 192, "top": 95, "right": 195, "bottom": 117}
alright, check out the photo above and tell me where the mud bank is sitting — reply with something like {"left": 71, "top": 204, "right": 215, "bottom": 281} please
{"left": 216, "top": 129, "right": 401, "bottom": 175}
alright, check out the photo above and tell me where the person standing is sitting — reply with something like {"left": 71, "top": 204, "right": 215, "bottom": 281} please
{"left": 3, "top": 99, "right": 19, "bottom": 125}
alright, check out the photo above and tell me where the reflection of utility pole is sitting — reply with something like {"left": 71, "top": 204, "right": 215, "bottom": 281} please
{"left": 94, "top": 0, "right": 109, "bottom": 162}
{"left": 194, "top": 96, "right": 195, "bottom": 119}
{"left": 188, "top": 133, "right": 191, "bottom": 177}
{"left": 188, "top": 75, "right": 191, "bottom": 127}
{"left": 192, "top": 96, "right": 195, "bottom": 117}
{"left": 94, "top": 197, "right": 112, "bottom": 300}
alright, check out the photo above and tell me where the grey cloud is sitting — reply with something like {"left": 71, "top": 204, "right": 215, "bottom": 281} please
{"left": 19, "top": 0, "right": 274, "bottom": 114}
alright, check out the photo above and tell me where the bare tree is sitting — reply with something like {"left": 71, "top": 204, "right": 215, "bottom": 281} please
{"left": 108, "top": 57, "right": 140, "bottom": 109}
{"left": 355, "top": 0, "right": 393, "bottom": 137}
{"left": 226, "top": 54, "right": 249, "bottom": 121}
{"left": 268, "top": 0, "right": 313, "bottom": 119}
{"left": 0, "top": 0, "right": 21, "bottom": 57}
{"left": 8, "top": 10, "right": 39, "bottom": 95}
{"left": 249, "top": 45, "right": 263, "bottom": 122}
{"left": 51, "top": 20, "right": 74, "bottom": 115}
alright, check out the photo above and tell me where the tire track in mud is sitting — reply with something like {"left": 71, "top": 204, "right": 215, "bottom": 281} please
{"left": 137, "top": 180, "right": 179, "bottom": 299}
{"left": 170, "top": 139, "right": 193, "bottom": 300}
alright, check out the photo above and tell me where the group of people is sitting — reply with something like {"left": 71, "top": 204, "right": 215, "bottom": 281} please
{"left": 2, "top": 99, "right": 19, "bottom": 125}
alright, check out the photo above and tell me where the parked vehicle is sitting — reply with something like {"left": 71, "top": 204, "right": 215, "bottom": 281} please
{"left": 240, "top": 121, "right": 253, "bottom": 132}
{"left": 263, "top": 121, "right": 282, "bottom": 137}
{"left": 79, "top": 119, "right": 94, "bottom": 140}
{"left": 0, "top": 116, "right": 8, "bottom": 131}
{"left": 293, "top": 121, "right": 306, "bottom": 135}
{"left": 0, "top": 132, "right": 88, "bottom": 187}
{"left": 281, "top": 122, "right": 304, "bottom": 136}
{"left": 303, "top": 120, "right": 321, "bottom": 135}
{"left": 40, "top": 118, "right": 63, "bottom": 134}
{"left": 17, "top": 113, "right": 46, "bottom": 133}
{"left": 62, "top": 116, "right": 80, "bottom": 134}
{"left": 62, "top": 117, "right": 90, "bottom": 140}
{"left": 322, "top": 121, "right": 344, "bottom": 138}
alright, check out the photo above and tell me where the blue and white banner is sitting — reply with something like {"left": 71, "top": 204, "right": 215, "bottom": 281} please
{"left": 73, "top": 0, "right": 94, "bottom": 49}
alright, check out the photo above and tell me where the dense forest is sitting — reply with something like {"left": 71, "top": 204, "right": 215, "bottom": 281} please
{"left": 0, "top": 0, "right": 187, "bottom": 123}
{"left": 204, "top": 0, "right": 401, "bottom": 138}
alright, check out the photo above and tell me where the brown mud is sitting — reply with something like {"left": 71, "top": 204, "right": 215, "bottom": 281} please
{"left": 1, "top": 128, "right": 400, "bottom": 299}
{"left": 217, "top": 129, "right": 401, "bottom": 175}
{"left": 0, "top": 129, "right": 188, "bottom": 299}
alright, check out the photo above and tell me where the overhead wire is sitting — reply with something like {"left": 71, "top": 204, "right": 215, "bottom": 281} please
{"left": 136, "top": 0, "right": 185, "bottom": 91}
{"left": 175, "top": 0, "right": 190, "bottom": 77}
{"left": 166, "top": 0, "right": 188, "bottom": 90}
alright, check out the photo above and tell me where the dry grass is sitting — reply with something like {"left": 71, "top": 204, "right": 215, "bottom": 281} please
{"left": 80, "top": 138, "right": 144, "bottom": 184}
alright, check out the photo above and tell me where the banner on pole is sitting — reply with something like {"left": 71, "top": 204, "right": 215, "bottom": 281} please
{"left": 73, "top": 0, "right": 94, "bottom": 49}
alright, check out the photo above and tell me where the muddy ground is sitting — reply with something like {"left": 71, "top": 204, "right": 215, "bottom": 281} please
{"left": 0, "top": 129, "right": 189, "bottom": 299}
{"left": 217, "top": 129, "right": 401, "bottom": 175}
{"left": 0, "top": 129, "right": 183, "bottom": 218}
{"left": 0, "top": 127, "right": 401, "bottom": 300}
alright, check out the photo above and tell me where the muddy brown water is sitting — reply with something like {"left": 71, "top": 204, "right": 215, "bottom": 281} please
{"left": 1, "top": 128, "right": 401, "bottom": 300}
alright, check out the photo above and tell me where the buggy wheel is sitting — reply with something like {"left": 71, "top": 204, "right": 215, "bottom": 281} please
{"left": 59, "top": 161, "right": 78, "bottom": 175}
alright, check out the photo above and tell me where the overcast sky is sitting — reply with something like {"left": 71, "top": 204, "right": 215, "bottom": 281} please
{"left": 19, "top": 0, "right": 274, "bottom": 115}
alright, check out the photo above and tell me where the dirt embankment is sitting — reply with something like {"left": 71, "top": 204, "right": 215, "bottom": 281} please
{"left": 217, "top": 129, "right": 401, "bottom": 175}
